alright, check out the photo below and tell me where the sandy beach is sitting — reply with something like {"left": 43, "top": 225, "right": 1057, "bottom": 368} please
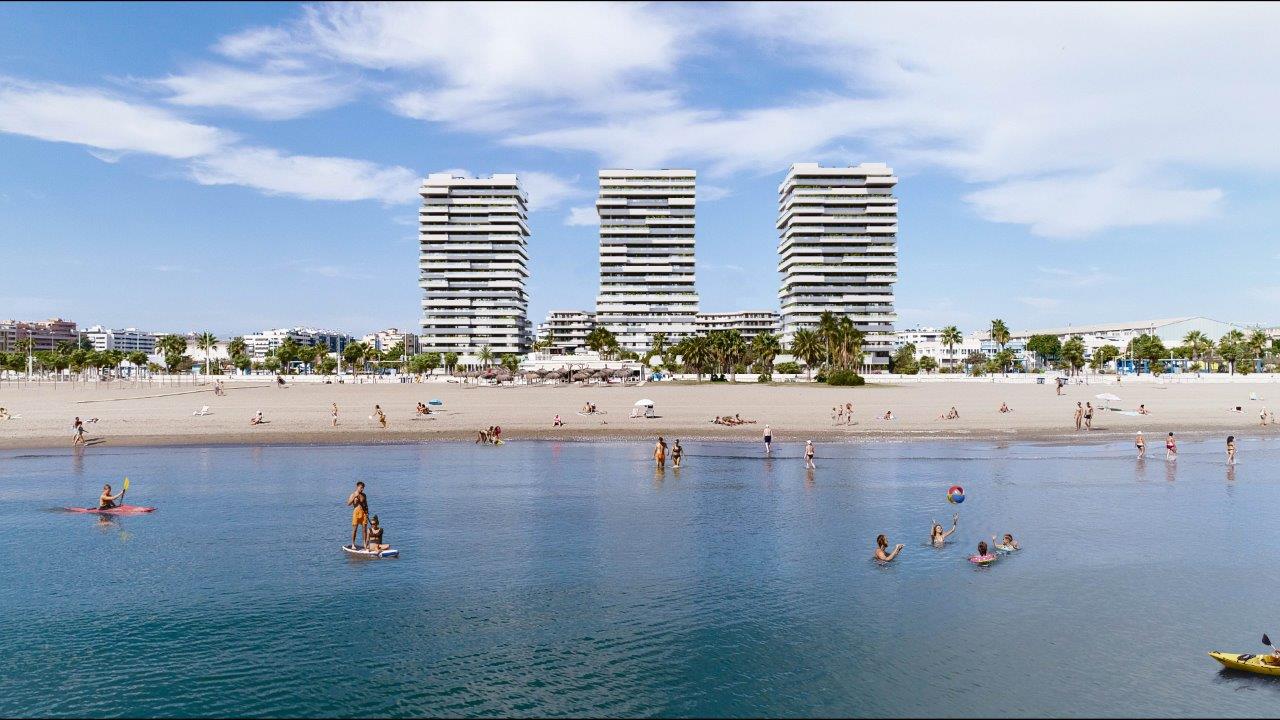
{"left": 2, "top": 377, "right": 1278, "bottom": 449}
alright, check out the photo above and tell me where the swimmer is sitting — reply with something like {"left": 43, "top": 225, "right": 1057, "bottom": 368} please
{"left": 1227, "top": 435, "right": 1236, "bottom": 465}
{"left": 997, "top": 533, "right": 1020, "bottom": 551}
{"left": 970, "top": 540, "right": 996, "bottom": 564}
{"left": 931, "top": 513, "right": 959, "bottom": 546}
{"left": 875, "top": 534, "right": 904, "bottom": 563}
{"left": 1135, "top": 431, "right": 1146, "bottom": 459}
{"left": 1165, "top": 431, "right": 1177, "bottom": 461}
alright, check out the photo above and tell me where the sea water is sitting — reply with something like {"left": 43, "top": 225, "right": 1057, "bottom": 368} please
{"left": 2, "top": 438, "right": 1278, "bottom": 717}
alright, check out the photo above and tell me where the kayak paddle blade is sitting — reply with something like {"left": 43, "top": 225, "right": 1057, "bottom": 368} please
{"left": 1265, "top": 634, "right": 1272, "bottom": 647}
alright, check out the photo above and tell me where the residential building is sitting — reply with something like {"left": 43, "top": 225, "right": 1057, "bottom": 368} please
{"left": 1004, "top": 317, "right": 1248, "bottom": 358}
{"left": 81, "top": 326, "right": 157, "bottom": 354}
{"left": 361, "top": 328, "right": 419, "bottom": 356}
{"left": 242, "top": 328, "right": 354, "bottom": 360}
{"left": 695, "top": 311, "right": 780, "bottom": 342}
{"left": 595, "top": 169, "right": 699, "bottom": 353}
{"left": 0, "top": 318, "right": 78, "bottom": 352}
{"left": 419, "top": 173, "right": 531, "bottom": 356}
{"left": 777, "top": 162, "right": 898, "bottom": 370}
{"left": 536, "top": 311, "right": 596, "bottom": 355}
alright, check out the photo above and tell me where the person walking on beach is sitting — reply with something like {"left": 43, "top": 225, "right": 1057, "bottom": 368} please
{"left": 1165, "top": 432, "right": 1178, "bottom": 461}
{"left": 1074, "top": 402, "right": 1084, "bottom": 431}
{"left": 845, "top": 402, "right": 854, "bottom": 425}
{"left": 1084, "top": 402, "right": 1094, "bottom": 431}
{"left": 804, "top": 440, "right": 816, "bottom": 468}
{"left": 72, "top": 416, "right": 86, "bottom": 446}
{"left": 346, "top": 481, "right": 370, "bottom": 549}
{"left": 1227, "top": 435, "right": 1237, "bottom": 465}
{"left": 1136, "top": 431, "right": 1146, "bottom": 459}
{"left": 1056, "top": 377, "right": 1064, "bottom": 396}
{"left": 331, "top": 402, "right": 339, "bottom": 427}
{"left": 654, "top": 436, "right": 667, "bottom": 468}
{"left": 373, "top": 404, "right": 387, "bottom": 429}
{"left": 763, "top": 424, "right": 773, "bottom": 455}
{"left": 875, "top": 534, "right": 904, "bottom": 563}
{"left": 672, "top": 439, "right": 683, "bottom": 468}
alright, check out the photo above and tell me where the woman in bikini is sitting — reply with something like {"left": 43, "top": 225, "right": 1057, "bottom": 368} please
{"left": 1165, "top": 432, "right": 1177, "bottom": 461}
{"left": 1227, "top": 435, "right": 1237, "bottom": 465}
{"left": 931, "top": 513, "right": 959, "bottom": 547}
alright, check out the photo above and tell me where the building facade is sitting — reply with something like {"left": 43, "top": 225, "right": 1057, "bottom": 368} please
{"left": 361, "top": 328, "right": 419, "bottom": 356}
{"left": 242, "top": 328, "right": 353, "bottom": 360}
{"left": 81, "top": 326, "right": 157, "bottom": 353}
{"left": 419, "top": 173, "right": 531, "bottom": 356}
{"left": 595, "top": 169, "right": 699, "bottom": 354}
{"left": 0, "top": 318, "right": 79, "bottom": 352}
{"left": 777, "top": 163, "right": 898, "bottom": 370}
{"left": 695, "top": 311, "right": 780, "bottom": 342}
{"left": 536, "top": 311, "right": 596, "bottom": 355}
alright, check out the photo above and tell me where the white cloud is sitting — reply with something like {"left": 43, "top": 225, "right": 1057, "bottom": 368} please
{"left": 965, "top": 169, "right": 1223, "bottom": 238}
{"left": 1018, "top": 296, "right": 1063, "bottom": 310}
{"left": 698, "top": 184, "right": 733, "bottom": 202}
{"left": 189, "top": 147, "right": 419, "bottom": 203}
{"left": 518, "top": 171, "right": 582, "bottom": 212}
{"left": 564, "top": 206, "right": 598, "bottom": 227}
{"left": 1036, "top": 266, "right": 1117, "bottom": 288}
{"left": 154, "top": 64, "right": 357, "bottom": 120}
{"left": 0, "top": 78, "right": 231, "bottom": 158}
{"left": 293, "top": 262, "right": 373, "bottom": 280}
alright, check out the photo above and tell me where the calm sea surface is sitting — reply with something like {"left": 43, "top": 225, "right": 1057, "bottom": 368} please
{"left": 2, "top": 437, "right": 1279, "bottom": 718}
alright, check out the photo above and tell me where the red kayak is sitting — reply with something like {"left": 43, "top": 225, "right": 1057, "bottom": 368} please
{"left": 64, "top": 505, "right": 156, "bottom": 515}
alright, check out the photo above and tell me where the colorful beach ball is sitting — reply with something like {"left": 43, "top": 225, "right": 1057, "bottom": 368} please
{"left": 947, "top": 485, "right": 965, "bottom": 504}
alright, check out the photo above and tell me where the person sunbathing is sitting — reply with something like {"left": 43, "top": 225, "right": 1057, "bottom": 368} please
{"left": 250, "top": 411, "right": 265, "bottom": 425}
{"left": 879, "top": 410, "right": 894, "bottom": 420}
{"left": 1137, "top": 404, "right": 1150, "bottom": 415}
{"left": 998, "top": 402, "right": 1011, "bottom": 413}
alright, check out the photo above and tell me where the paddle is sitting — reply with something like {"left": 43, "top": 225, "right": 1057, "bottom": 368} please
{"left": 121, "top": 476, "right": 129, "bottom": 504}
{"left": 1264, "top": 634, "right": 1273, "bottom": 650}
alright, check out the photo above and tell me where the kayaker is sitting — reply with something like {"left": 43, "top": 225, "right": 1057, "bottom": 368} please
{"left": 365, "top": 515, "right": 389, "bottom": 553}
{"left": 930, "top": 513, "right": 959, "bottom": 546}
{"left": 875, "top": 534, "right": 904, "bottom": 563}
{"left": 98, "top": 483, "right": 124, "bottom": 510}
{"left": 346, "top": 481, "right": 370, "bottom": 549}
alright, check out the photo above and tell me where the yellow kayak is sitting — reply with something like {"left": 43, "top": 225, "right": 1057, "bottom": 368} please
{"left": 1209, "top": 651, "right": 1280, "bottom": 675}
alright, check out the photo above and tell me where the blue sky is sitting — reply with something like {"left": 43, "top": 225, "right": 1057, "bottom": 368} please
{"left": 2, "top": 2, "right": 1278, "bottom": 337}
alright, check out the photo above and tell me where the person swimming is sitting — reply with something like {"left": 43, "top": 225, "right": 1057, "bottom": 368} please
{"left": 970, "top": 540, "right": 997, "bottom": 564}
{"left": 98, "top": 483, "right": 124, "bottom": 510}
{"left": 997, "top": 533, "right": 1020, "bottom": 551}
{"left": 931, "top": 513, "right": 959, "bottom": 546}
{"left": 875, "top": 534, "right": 904, "bottom": 563}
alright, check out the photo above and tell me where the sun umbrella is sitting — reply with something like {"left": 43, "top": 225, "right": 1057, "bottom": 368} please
{"left": 1095, "top": 392, "right": 1121, "bottom": 409}
{"left": 635, "top": 399, "right": 655, "bottom": 407}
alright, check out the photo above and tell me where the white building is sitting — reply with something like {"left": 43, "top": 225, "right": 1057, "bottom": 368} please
{"left": 419, "top": 173, "right": 531, "bottom": 356}
{"left": 81, "top": 326, "right": 156, "bottom": 353}
{"left": 242, "top": 328, "right": 354, "bottom": 360}
{"left": 1006, "top": 317, "right": 1248, "bottom": 358}
{"left": 536, "top": 311, "right": 596, "bottom": 355}
{"left": 695, "top": 311, "right": 780, "bottom": 342}
{"left": 595, "top": 169, "right": 699, "bottom": 353}
{"left": 361, "top": 328, "right": 419, "bottom": 356}
{"left": 894, "top": 327, "right": 1032, "bottom": 370}
{"left": 777, "top": 163, "right": 898, "bottom": 370}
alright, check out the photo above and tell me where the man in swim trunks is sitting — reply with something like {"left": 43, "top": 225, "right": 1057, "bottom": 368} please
{"left": 347, "top": 481, "right": 370, "bottom": 549}
{"left": 98, "top": 483, "right": 124, "bottom": 510}
{"left": 763, "top": 424, "right": 772, "bottom": 455}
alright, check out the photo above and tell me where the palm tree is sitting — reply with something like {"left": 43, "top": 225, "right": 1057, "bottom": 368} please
{"left": 750, "top": 332, "right": 782, "bottom": 375}
{"left": 586, "top": 327, "right": 618, "bottom": 359}
{"left": 311, "top": 343, "right": 329, "bottom": 374}
{"left": 1218, "top": 329, "right": 1247, "bottom": 375}
{"left": 648, "top": 332, "right": 667, "bottom": 361}
{"left": 724, "top": 330, "right": 747, "bottom": 380}
{"left": 679, "top": 336, "right": 714, "bottom": 381}
{"left": 477, "top": 345, "right": 493, "bottom": 368}
{"left": 940, "top": 325, "right": 962, "bottom": 370}
{"left": 833, "top": 316, "right": 864, "bottom": 371}
{"left": 342, "top": 341, "right": 368, "bottom": 375}
{"left": 989, "top": 319, "right": 1011, "bottom": 374}
{"left": 1247, "top": 329, "right": 1269, "bottom": 369}
{"left": 790, "top": 328, "right": 822, "bottom": 380}
{"left": 195, "top": 331, "right": 218, "bottom": 376}
{"left": 1181, "top": 330, "right": 1210, "bottom": 369}
{"left": 816, "top": 311, "right": 840, "bottom": 366}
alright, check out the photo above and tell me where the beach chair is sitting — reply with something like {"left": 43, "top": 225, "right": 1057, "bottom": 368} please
{"left": 645, "top": 406, "right": 655, "bottom": 419}
{"left": 1250, "top": 392, "right": 1264, "bottom": 401}
{"left": 193, "top": 406, "right": 211, "bottom": 416}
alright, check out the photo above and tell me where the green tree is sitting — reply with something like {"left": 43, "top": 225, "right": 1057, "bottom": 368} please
{"left": 646, "top": 332, "right": 668, "bottom": 364}
{"left": 1126, "top": 334, "right": 1168, "bottom": 374}
{"left": 477, "top": 345, "right": 493, "bottom": 368}
{"left": 227, "top": 336, "right": 248, "bottom": 359}
{"left": 989, "top": 319, "right": 1011, "bottom": 373}
{"left": 789, "top": 328, "right": 822, "bottom": 380}
{"left": 1092, "top": 344, "right": 1121, "bottom": 372}
{"left": 1061, "top": 336, "right": 1086, "bottom": 375}
{"left": 750, "top": 332, "right": 781, "bottom": 376}
{"left": 500, "top": 354, "right": 521, "bottom": 375}
{"left": 919, "top": 355, "right": 938, "bottom": 374}
{"left": 317, "top": 355, "right": 338, "bottom": 374}
{"left": 262, "top": 355, "right": 282, "bottom": 373}
{"left": 1025, "top": 334, "right": 1061, "bottom": 370}
{"left": 196, "top": 331, "right": 218, "bottom": 376}
{"left": 342, "top": 342, "right": 368, "bottom": 374}
{"left": 1217, "top": 329, "right": 1246, "bottom": 375}
{"left": 585, "top": 326, "right": 619, "bottom": 359}
{"left": 939, "top": 325, "right": 963, "bottom": 370}
{"left": 444, "top": 352, "right": 460, "bottom": 374}
{"left": 677, "top": 335, "right": 714, "bottom": 381}
{"left": 890, "top": 343, "right": 919, "bottom": 375}
{"left": 156, "top": 334, "right": 188, "bottom": 373}
{"left": 1181, "top": 330, "right": 1211, "bottom": 369}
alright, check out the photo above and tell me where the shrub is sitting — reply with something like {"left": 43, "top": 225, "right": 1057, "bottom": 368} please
{"left": 756, "top": 373, "right": 772, "bottom": 383}
{"left": 825, "top": 369, "right": 865, "bottom": 386}
{"left": 775, "top": 361, "right": 802, "bottom": 375}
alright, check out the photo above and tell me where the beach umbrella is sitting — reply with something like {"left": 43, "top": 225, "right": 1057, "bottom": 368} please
{"left": 1095, "top": 392, "right": 1121, "bottom": 409}
{"left": 635, "top": 398, "right": 655, "bottom": 407}
{"left": 546, "top": 370, "right": 563, "bottom": 379}
{"left": 571, "top": 371, "right": 590, "bottom": 382}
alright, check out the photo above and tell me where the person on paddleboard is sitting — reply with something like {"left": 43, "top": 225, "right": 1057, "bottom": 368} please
{"left": 346, "top": 481, "right": 370, "bottom": 549}
{"left": 98, "top": 483, "right": 124, "bottom": 510}
{"left": 365, "top": 515, "right": 390, "bottom": 553}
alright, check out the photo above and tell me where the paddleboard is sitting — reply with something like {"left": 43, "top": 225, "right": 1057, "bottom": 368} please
{"left": 342, "top": 545, "right": 398, "bottom": 558}
{"left": 64, "top": 505, "right": 156, "bottom": 515}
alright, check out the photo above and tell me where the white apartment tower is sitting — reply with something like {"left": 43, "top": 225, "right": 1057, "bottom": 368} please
{"left": 420, "top": 173, "right": 531, "bottom": 355}
{"left": 777, "top": 163, "right": 898, "bottom": 369}
{"left": 595, "top": 169, "right": 699, "bottom": 353}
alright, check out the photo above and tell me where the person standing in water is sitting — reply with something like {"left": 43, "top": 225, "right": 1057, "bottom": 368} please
{"left": 763, "top": 424, "right": 772, "bottom": 455}
{"left": 1084, "top": 402, "right": 1094, "bottom": 431}
{"left": 1165, "top": 432, "right": 1178, "bottom": 461}
{"left": 671, "top": 439, "right": 683, "bottom": 468}
{"left": 1135, "top": 431, "right": 1146, "bottom": 459}
{"left": 1227, "top": 435, "right": 1237, "bottom": 465}
{"left": 331, "top": 402, "right": 339, "bottom": 427}
{"left": 653, "top": 436, "right": 667, "bottom": 468}
{"left": 875, "top": 534, "right": 904, "bottom": 563}
{"left": 346, "top": 481, "right": 370, "bottom": 549}
{"left": 931, "top": 513, "right": 959, "bottom": 546}
{"left": 804, "top": 440, "right": 816, "bottom": 468}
